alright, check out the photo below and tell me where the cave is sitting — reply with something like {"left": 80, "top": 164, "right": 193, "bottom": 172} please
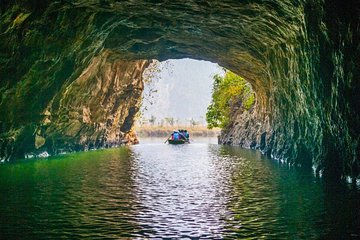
{"left": 0, "top": 0, "right": 359, "bottom": 180}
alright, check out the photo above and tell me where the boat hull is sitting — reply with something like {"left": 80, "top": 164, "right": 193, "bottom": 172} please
{"left": 168, "top": 139, "right": 189, "bottom": 144}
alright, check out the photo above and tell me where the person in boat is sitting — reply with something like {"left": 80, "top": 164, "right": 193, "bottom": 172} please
{"left": 178, "top": 129, "right": 182, "bottom": 139}
{"left": 167, "top": 130, "right": 189, "bottom": 143}
{"left": 184, "top": 130, "right": 189, "bottom": 139}
{"left": 179, "top": 129, "right": 187, "bottom": 140}
{"left": 172, "top": 131, "right": 180, "bottom": 140}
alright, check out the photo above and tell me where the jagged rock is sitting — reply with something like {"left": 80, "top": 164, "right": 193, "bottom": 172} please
{"left": 0, "top": 1, "right": 359, "bottom": 179}
{"left": 0, "top": 46, "right": 149, "bottom": 158}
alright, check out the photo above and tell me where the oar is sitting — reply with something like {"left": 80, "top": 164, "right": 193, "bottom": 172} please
{"left": 179, "top": 132, "right": 190, "bottom": 143}
{"left": 164, "top": 135, "right": 171, "bottom": 143}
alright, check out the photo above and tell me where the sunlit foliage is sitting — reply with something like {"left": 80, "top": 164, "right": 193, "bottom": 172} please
{"left": 206, "top": 71, "right": 255, "bottom": 129}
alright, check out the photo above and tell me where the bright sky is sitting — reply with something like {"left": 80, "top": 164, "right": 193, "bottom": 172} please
{"left": 141, "top": 58, "right": 224, "bottom": 125}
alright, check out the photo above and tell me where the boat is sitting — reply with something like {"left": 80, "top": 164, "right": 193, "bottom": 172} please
{"left": 165, "top": 130, "right": 190, "bottom": 144}
{"left": 168, "top": 139, "right": 189, "bottom": 144}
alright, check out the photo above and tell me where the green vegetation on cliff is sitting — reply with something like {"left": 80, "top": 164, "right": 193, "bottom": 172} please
{"left": 206, "top": 71, "right": 255, "bottom": 129}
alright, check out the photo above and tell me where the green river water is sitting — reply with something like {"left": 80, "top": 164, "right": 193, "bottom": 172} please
{"left": 0, "top": 138, "right": 359, "bottom": 239}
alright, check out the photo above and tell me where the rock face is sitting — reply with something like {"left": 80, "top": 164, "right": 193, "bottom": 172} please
{"left": 0, "top": 43, "right": 149, "bottom": 158}
{"left": 33, "top": 52, "right": 148, "bottom": 155}
{"left": 0, "top": 1, "right": 359, "bottom": 179}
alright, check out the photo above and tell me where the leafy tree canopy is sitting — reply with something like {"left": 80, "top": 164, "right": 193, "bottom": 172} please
{"left": 206, "top": 71, "right": 255, "bottom": 129}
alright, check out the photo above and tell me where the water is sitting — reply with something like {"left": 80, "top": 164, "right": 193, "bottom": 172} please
{"left": 0, "top": 138, "right": 359, "bottom": 239}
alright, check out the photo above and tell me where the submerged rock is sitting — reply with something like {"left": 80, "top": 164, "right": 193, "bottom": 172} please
{"left": 0, "top": 1, "right": 359, "bottom": 179}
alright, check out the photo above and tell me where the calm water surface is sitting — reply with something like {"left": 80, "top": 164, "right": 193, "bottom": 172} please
{"left": 0, "top": 138, "right": 359, "bottom": 239}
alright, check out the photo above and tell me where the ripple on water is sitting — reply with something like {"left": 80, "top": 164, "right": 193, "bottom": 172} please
{"left": 0, "top": 140, "right": 359, "bottom": 239}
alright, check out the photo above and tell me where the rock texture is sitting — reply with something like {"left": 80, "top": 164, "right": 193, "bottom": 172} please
{"left": 0, "top": 1, "right": 359, "bottom": 179}
{"left": 33, "top": 51, "right": 148, "bottom": 156}
{"left": 0, "top": 43, "right": 149, "bottom": 158}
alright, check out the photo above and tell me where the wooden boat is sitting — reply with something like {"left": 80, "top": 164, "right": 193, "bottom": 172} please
{"left": 165, "top": 131, "right": 190, "bottom": 144}
{"left": 168, "top": 139, "right": 189, "bottom": 144}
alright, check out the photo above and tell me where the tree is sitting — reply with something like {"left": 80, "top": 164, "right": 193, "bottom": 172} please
{"left": 189, "top": 118, "right": 198, "bottom": 126}
{"left": 149, "top": 115, "right": 156, "bottom": 126}
{"left": 206, "top": 71, "right": 255, "bottom": 129}
{"left": 164, "top": 117, "right": 175, "bottom": 126}
{"left": 141, "top": 60, "right": 174, "bottom": 108}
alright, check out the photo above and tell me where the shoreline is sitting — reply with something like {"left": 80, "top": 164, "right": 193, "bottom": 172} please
{"left": 134, "top": 125, "right": 221, "bottom": 138}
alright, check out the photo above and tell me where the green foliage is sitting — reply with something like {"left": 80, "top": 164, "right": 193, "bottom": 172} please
{"left": 243, "top": 93, "right": 255, "bottom": 110}
{"left": 206, "top": 71, "right": 255, "bottom": 129}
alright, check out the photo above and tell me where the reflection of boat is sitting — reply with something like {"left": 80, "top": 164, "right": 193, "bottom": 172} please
{"left": 168, "top": 139, "right": 189, "bottom": 145}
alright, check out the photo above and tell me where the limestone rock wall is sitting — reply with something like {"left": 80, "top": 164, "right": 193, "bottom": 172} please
{"left": 34, "top": 52, "right": 148, "bottom": 156}
{"left": 0, "top": 46, "right": 149, "bottom": 159}
{"left": 219, "top": 0, "right": 360, "bottom": 179}
{"left": 0, "top": 1, "right": 359, "bottom": 179}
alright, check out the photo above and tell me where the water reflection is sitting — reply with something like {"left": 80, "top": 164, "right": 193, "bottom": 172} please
{"left": 129, "top": 143, "right": 231, "bottom": 238}
{"left": 216, "top": 147, "right": 326, "bottom": 238}
{"left": 0, "top": 140, "right": 359, "bottom": 239}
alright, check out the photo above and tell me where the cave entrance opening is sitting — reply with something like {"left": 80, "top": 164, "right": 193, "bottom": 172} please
{"left": 135, "top": 58, "right": 256, "bottom": 140}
